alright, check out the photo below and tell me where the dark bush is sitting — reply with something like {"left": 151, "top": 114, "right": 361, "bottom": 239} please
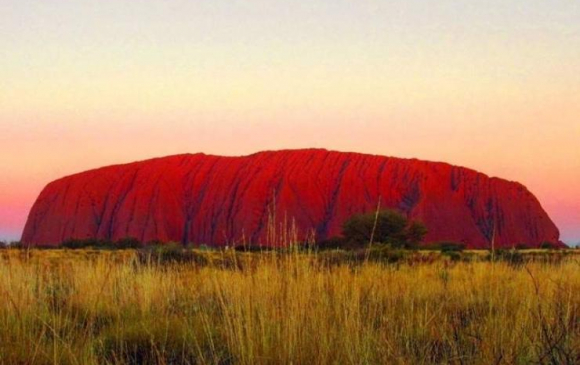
{"left": 136, "top": 243, "right": 212, "bottom": 266}
{"left": 116, "top": 237, "right": 142, "bottom": 249}
{"left": 138, "top": 242, "right": 183, "bottom": 262}
{"left": 422, "top": 241, "right": 466, "bottom": 252}
{"left": 317, "top": 237, "right": 352, "bottom": 250}
{"left": 234, "top": 244, "right": 274, "bottom": 252}
{"left": 366, "top": 245, "right": 407, "bottom": 263}
{"left": 62, "top": 238, "right": 109, "bottom": 249}
{"left": 62, "top": 238, "right": 95, "bottom": 249}
{"left": 32, "top": 244, "right": 60, "bottom": 250}
{"left": 407, "top": 221, "right": 429, "bottom": 246}
{"left": 540, "top": 241, "right": 560, "bottom": 250}
{"left": 342, "top": 209, "right": 427, "bottom": 249}
{"left": 442, "top": 250, "right": 462, "bottom": 262}
{"left": 61, "top": 237, "right": 143, "bottom": 249}
{"left": 441, "top": 242, "right": 466, "bottom": 252}
{"left": 493, "top": 249, "right": 525, "bottom": 267}
{"left": 8, "top": 241, "right": 24, "bottom": 249}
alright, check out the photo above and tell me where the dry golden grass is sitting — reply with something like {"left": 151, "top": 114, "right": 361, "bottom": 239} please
{"left": 0, "top": 248, "right": 578, "bottom": 364}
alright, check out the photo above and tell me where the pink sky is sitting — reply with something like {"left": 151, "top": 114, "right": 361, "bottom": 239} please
{"left": 1, "top": 0, "right": 579, "bottom": 244}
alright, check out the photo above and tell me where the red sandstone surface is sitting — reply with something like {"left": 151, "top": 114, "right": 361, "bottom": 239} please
{"left": 22, "top": 149, "right": 562, "bottom": 248}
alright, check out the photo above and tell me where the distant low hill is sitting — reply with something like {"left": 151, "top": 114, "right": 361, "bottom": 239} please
{"left": 22, "top": 149, "right": 563, "bottom": 248}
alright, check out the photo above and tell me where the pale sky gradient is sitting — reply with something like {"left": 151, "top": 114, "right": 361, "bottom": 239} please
{"left": 1, "top": 0, "right": 579, "bottom": 244}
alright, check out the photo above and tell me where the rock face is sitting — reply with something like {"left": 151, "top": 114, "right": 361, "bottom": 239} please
{"left": 22, "top": 149, "right": 562, "bottom": 248}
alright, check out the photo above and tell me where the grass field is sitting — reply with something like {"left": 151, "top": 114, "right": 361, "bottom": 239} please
{"left": 0, "top": 248, "right": 578, "bottom": 364}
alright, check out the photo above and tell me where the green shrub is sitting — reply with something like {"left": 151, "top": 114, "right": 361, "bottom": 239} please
{"left": 494, "top": 249, "right": 525, "bottom": 267}
{"left": 442, "top": 250, "right": 462, "bottom": 262}
{"left": 342, "top": 209, "right": 427, "bottom": 249}
{"left": 423, "top": 241, "right": 466, "bottom": 252}
{"left": 62, "top": 238, "right": 112, "bottom": 249}
{"left": 317, "top": 236, "right": 350, "bottom": 250}
{"left": 363, "top": 245, "right": 408, "bottom": 264}
{"left": 136, "top": 243, "right": 212, "bottom": 266}
{"left": 115, "top": 237, "right": 142, "bottom": 249}
{"left": 8, "top": 241, "right": 24, "bottom": 249}
{"left": 61, "top": 237, "right": 143, "bottom": 249}
{"left": 540, "top": 242, "right": 560, "bottom": 250}
{"left": 233, "top": 244, "right": 274, "bottom": 252}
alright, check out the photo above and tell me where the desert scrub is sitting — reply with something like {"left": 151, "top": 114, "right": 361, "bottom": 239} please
{"left": 0, "top": 249, "right": 578, "bottom": 364}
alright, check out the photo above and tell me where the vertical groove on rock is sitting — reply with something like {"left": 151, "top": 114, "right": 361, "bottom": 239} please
{"left": 318, "top": 158, "right": 351, "bottom": 238}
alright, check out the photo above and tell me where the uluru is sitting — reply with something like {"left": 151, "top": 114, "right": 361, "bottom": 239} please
{"left": 22, "top": 149, "right": 562, "bottom": 249}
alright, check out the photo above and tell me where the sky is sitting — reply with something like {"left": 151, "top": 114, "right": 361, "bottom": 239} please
{"left": 1, "top": 0, "right": 579, "bottom": 245}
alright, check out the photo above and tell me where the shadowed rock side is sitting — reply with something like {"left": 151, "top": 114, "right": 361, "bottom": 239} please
{"left": 22, "top": 149, "right": 562, "bottom": 248}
